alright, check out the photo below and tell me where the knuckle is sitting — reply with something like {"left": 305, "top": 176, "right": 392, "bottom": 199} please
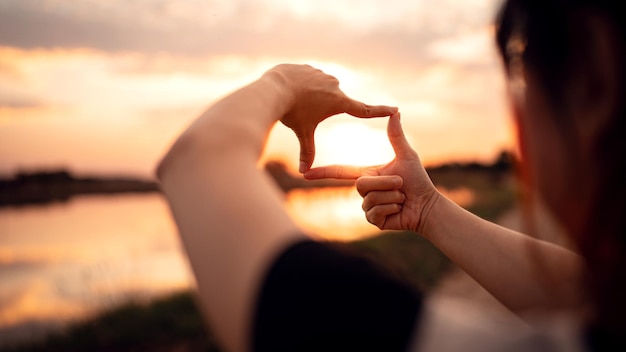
{"left": 355, "top": 178, "right": 369, "bottom": 196}
{"left": 361, "top": 198, "right": 371, "bottom": 212}
{"left": 368, "top": 206, "right": 382, "bottom": 221}
{"left": 393, "top": 190, "right": 406, "bottom": 203}
{"left": 336, "top": 166, "right": 344, "bottom": 179}
{"left": 361, "top": 103, "right": 371, "bottom": 115}
{"left": 300, "top": 149, "right": 314, "bottom": 158}
{"left": 365, "top": 211, "right": 377, "bottom": 226}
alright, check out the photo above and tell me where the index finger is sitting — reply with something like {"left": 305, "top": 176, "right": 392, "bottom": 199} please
{"left": 343, "top": 97, "right": 398, "bottom": 118}
{"left": 356, "top": 175, "right": 404, "bottom": 197}
{"left": 304, "top": 165, "right": 376, "bottom": 180}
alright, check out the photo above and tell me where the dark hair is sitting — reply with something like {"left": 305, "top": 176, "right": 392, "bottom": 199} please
{"left": 495, "top": 1, "right": 626, "bottom": 350}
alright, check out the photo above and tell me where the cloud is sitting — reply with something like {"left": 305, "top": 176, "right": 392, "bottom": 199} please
{"left": 0, "top": 0, "right": 504, "bottom": 70}
{"left": 0, "top": 0, "right": 513, "bottom": 175}
{"left": 0, "top": 82, "right": 47, "bottom": 110}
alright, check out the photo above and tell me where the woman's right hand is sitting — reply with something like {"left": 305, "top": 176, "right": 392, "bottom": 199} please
{"left": 264, "top": 64, "right": 398, "bottom": 173}
{"left": 304, "top": 113, "right": 440, "bottom": 235}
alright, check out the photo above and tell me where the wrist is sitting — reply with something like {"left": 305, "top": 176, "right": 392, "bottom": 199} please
{"left": 415, "top": 190, "right": 441, "bottom": 239}
{"left": 260, "top": 66, "right": 296, "bottom": 120}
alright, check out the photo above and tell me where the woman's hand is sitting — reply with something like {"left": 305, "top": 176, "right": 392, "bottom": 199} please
{"left": 304, "top": 113, "right": 439, "bottom": 234}
{"left": 264, "top": 64, "right": 398, "bottom": 173}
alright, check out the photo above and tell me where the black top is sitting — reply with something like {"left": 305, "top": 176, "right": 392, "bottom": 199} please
{"left": 252, "top": 240, "right": 423, "bottom": 352}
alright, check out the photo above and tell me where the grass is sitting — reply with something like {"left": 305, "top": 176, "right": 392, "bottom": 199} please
{"left": 2, "top": 292, "right": 218, "bottom": 352}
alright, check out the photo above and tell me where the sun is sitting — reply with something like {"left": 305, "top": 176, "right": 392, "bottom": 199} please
{"left": 312, "top": 120, "right": 395, "bottom": 167}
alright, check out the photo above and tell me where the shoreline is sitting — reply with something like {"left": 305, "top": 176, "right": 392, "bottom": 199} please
{"left": 0, "top": 170, "right": 160, "bottom": 208}
{"left": 0, "top": 153, "right": 515, "bottom": 208}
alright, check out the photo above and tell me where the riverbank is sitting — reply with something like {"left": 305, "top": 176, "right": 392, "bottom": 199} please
{"left": 0, "top": 171, "right": 159, "bottom": 207}
{"left": 0, "top": 152, "right": 514, "bottom": 208}
{"left": 0, "top": 162, "right": 353, "bottom": 208}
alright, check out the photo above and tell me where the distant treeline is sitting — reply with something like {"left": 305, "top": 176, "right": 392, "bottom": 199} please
{"left": 427, "top": 150, "right": 515, "bottom": 173}
{"left": 0, "top": 151, "right": 515, "bottom": 207}
{"left": 425, "top": 150, "right": 516, "bottom": 191}
{"left": 0, "top": 170, "right": 159, "bottom": 207}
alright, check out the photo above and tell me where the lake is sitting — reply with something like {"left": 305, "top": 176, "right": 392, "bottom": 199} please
{"left": 0, "top": 186, "right": 473, "bottom": 346}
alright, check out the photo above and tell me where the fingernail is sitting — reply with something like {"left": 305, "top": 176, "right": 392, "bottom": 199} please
{"left": 299, "top": 161, "right": 307, "bottom": 173}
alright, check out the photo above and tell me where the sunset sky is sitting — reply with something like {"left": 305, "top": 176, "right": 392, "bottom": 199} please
{"left": 0, "top": 0, "right": 513, "bottom": 178}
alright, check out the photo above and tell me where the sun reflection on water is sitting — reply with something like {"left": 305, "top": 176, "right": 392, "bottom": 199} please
{"left": 285, "top": 186, "right": 475, "bottom": 241}
{"left": 286, "top": 187, "right": 378, "bottom": 241}
{"left": 0, "top": 194, "right": 193, "bottom": 332}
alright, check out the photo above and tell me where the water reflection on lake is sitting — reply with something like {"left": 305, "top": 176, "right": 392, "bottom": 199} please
{"left": 286, "top": 186, "right": 474, "bottom": 241}
{"left": 0, "top": 186, "right": 474, "bottom": 342}
{"left": 0, "top": 194, "right": 192, "bottom": 332}
{"left": 286, "top": 187, "right": 380, "bottom": 241}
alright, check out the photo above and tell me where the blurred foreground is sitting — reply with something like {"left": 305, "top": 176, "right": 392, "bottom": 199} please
{"left": 2, "top": 231, "right": 452, "bottom": 352}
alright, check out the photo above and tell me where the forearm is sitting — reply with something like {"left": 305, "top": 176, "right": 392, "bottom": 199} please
{"left": 156, "top": 75, "right": 303, "bottom": 352}
{"left": 157, "top": 73, "right": 291, "bottom": 177}
{"left": 422, "top": 194, "right": 585, "bottom": 316}
{"left": 159, "top": 154, "right": 302, "bottom": 352}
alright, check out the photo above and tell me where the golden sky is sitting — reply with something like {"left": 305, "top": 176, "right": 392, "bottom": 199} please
{"left": 0, "top": 0, "right": 513, "bottom": 178}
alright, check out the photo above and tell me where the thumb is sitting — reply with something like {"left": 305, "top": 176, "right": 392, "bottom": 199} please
{"left": 296, "top": 129, "right": 316, "bottom": 173}
{"left": 387, "top": 112, "right": 416, "bottom": 159}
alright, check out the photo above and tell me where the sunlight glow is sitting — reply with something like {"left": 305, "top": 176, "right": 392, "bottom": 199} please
{"left": 286, "top": 187, "right": 379, "bottom": 241}
{"left": 313, "top": 121, "right": 395, "bottom": 167}
{"left": 305, "top": 61, "right": 363, "bottom": 94}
